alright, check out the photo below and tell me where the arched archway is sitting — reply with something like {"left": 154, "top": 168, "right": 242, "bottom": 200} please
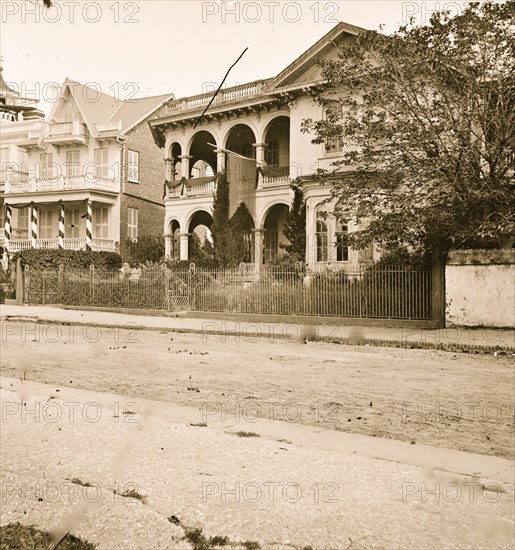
{"left": 262, "top": 203, "right": 289, "bottom": 263}
{"left": 166, "top": 219, "right": 181, "bottom": 260}
{"left": 187, "top": 210, "right": 214, "bottom": 262}
{"left": 188, "top": 131, "right": 217, "bottom": 176}
{"left": 264, "top": 116, "right": 290, "bottom": 169}
{"left": 225, "top": 124, "right": 257, "bottom": 158}
{"left": 168, "top": 142, "right": 182, "bottom": 181}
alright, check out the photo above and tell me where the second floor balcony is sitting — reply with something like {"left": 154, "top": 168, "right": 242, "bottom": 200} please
{"left": 5, "top": 172, "right": 118, "bottom": 195}
{"left": 45, "top": 121, "right": 89, "bottom": 145}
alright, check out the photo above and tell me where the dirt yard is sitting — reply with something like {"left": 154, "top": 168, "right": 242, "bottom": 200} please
{"left": 2, "top": 322, "right": 513, "bottom": 459}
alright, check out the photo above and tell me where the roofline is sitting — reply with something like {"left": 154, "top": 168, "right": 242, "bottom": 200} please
{"left": 119, "top": 93, "right": 176, "bottom": 136}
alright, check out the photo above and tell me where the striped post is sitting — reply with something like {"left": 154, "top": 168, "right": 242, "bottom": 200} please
{"left": 30, "top": 203, "right": 38, "bottom": 249}
{"left": 85, "top": 199, "right": 93, "bottom": 251}
{"left": 58, "top": 201, "right": 65, "bottom": 249}
{"left": 4, "top": 205, "right": 12, "bottom": 252}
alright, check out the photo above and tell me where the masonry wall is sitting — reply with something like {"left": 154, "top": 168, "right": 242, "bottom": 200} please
{"left": 121, "top": 111, "right": 167, "bottom": 242}
{"left": 446, "top": 249, "right": 515, "bottom": 328}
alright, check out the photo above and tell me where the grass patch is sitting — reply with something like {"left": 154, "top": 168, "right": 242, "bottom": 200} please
{"left": 0, "top": 523, "right": 96, "bottom": 549}
{"left": 234, "top": 431, "right": 260, "bottom": 438}
{"left": 68, "top": 478, "right": 92, "bottom": 487}
{"left": 114, "top": 488, "right": 148, "bottom": 504}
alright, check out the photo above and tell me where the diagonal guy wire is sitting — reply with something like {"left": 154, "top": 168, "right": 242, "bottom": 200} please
{"left": 193, "top": 47, "right": 248, "bottom": 129}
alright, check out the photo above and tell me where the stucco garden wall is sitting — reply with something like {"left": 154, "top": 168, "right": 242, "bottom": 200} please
{"left": 446, "top": 249, "right": 514, "bottom": 328}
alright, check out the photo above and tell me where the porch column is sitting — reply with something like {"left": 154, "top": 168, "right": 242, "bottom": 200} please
{"left": 30, "top": 202, "right": 38, "bottom": 249}
{"left": 179, "top": 232, "right": 189, "bottom": 261}
{"left": 85, "top": 199, "right": 93, "bottom": 251}
{"left": 164, "top": 233, "right": 172, "bottom": 259}
{"left": 253, "top": 142, "right": 267, "bottom": 189}
{"left": 179, "top": 155, "right": 192, "bottom": 179}
{"left": 58, "top": 201, "right": 65, "bottom": 249}
{"left": 164, "top": 158, "right": 173, "bottom": 181}
{"left": 215, "top": 148, "right": 226, "bottom": 173}
{"left": 4, "top": 205, "right": 12, "bottom": 252}
{"left": 305, "top": 202, "right": 316, "bottom": 266}
{"left": 252, "top": 228, "right": 265, "bottom": 274}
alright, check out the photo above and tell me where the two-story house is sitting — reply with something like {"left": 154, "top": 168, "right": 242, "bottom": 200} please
{"left": 2, "top": 78, "right": 173, "bottom": 256}
{"left": 149, "top": 22, "right": 377, "bottom": 271}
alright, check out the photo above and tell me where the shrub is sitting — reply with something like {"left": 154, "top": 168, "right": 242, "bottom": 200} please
{"left": 15, "top": 249, "right": 122, "bottom": 270}
{"left": 120, "top": 235, "right": 165, "bottom": 267}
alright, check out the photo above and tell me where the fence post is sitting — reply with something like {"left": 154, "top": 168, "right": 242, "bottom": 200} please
{"left": 431, "top": 251, "right": 445, "bottom": 328}
{"left": 16, "top": 257, "right": 24, "bottom": 304}
{"left": 90, "top": 264, "right": 95, "bottom": 303}
{"left": 58, "top": 264, "right": 64, "bottom": 304}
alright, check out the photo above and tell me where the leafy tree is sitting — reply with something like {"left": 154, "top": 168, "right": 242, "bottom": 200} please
{"left": 302, "top": 0, "right": 515, "bottom": 256}
{"left": 229, "top": 202, "right": 254, "bottom": 263}
{"left": 281, "top": 184, "right": 306, "bottom": 261}
{"left": 211, "top": 172, "right": 234, "bottom": 266}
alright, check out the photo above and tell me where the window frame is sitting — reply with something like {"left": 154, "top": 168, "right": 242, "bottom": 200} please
{"left": 127, "top": 207, "right": 138, "bottom": 241}
{"left": 315, "top": 210, "right": 328, "bottom": 262}
{"left": 335, "top": 221, "right": 349, "bottom": 262}
{"left": 40, "top": 153, "right": 54, "bottom": 179}
{"left": 94, "top": 148, "right": 109, "bottom": 179}
{"left": 128, "top": 150, "right": 139, "bottom": 183}
{"left": 65, "top": 150, "right": 81, "bottom": 178}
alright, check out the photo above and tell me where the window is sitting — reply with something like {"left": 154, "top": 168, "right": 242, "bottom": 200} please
{"left": 94, "top": 148, "right": 109, "bottom": 179}
{"left": 316, "top": 210, "right": 328, "bottom": 262}
{"left": 40, "top": 153, "right": 54, "bottom": 179}
{"left": 66, "top": 150, "right": 80, "bottom": 178}
{"left": 324, "top": 103, "right": 343, "bottom": 155}
{"left": 335, "top": 221, "right": 349, "bottom": 262}
{"left": 128, "top": 150, "right": 139, "bottom": 182}
{"left": 66, "top": 209, "right": 80, "bottom": 238}
{"left": 266, "top": 140, "right": 279, "bottom": 166}
{"left": 128, "top": 207, "right": 138, "bottom": 241}
{"left": 94, "top": 207, "right": 109, "bottom": 239}
{"left": 18, "top": 207, "right": 29, "bottom": 230}
{"left": 39, "top": 209, "right": 54, "bottom": 239}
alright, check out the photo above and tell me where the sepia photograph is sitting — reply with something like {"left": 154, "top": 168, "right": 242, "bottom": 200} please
{"left": 0, "top": 0, "right": 514, "bottom": 548}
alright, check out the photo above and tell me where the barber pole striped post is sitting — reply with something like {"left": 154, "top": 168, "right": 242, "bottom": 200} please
{"left": 85, "top": 199, "right": 93, "bottom": 251}
{"left": 4, "top": 205, "right": 12, "bottom": 252}
{"left": 30, "top": 203, "right": 38, "bottom": 249}
{"left": 58, "top": 201, "right": 65, "bottom": 249}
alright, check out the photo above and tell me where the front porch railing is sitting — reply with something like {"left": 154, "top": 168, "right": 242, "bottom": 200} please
{"left": 6, "top": 238, "right": 117, "bottom": 253}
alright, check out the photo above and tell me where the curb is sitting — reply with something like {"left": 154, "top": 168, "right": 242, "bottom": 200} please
{"left": 3, "top": 315, "right": 514, "bottom": 354}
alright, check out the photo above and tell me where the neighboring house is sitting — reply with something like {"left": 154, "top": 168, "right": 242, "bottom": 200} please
{"left": 2, "top": 77, "right": 173, "bottom": 256}
{"left": 0, "top": 64, "right": 45, "bottom": 264}
{"left": 149, "top": 22, "right": 377, "bottom": 270}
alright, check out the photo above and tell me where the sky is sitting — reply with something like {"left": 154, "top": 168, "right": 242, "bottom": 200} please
{"left": 1, "top": 0, "right": 470, "bottom": 115}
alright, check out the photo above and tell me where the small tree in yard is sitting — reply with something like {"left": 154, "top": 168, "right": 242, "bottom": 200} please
{"left": 281, "top": 184, "right": 306, "bottom": 261}
{"left": 302, "top": 0, "right": 515, "bottom": 257}
{"left": 230, "top": 202, "right": 254, "bottom": 263}
{"left": 211, "top": 171, "right": 235, "bottom": 267}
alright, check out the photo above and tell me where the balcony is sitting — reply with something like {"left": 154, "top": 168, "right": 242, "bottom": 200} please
{"left": 166, "top": 176, "right": 218, "bottom": 199}
{"left": 45, "top": 121, "right": 89, "bottom": 145}
{"left": 258, "top": 166, "right": 291, "bottom": 188}
{"left": 6, "top": 173, "right": 117, "bottom": 194}
{"left": 165, "top": 80, "right": 269, "bottom": 114}
{"left": 7, "top": 238, "right": 117, "bottom": 253}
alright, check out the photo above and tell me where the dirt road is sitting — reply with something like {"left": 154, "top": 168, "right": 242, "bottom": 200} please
{"left": 2, "top": 323, "right": 513, "bottom": 459}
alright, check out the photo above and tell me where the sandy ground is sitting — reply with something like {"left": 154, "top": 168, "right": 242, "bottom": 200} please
{"left": 1, "top": 325, "right": 514, "bottom": 459}
{"left": 1, "top": 379, "right": 514, "bottom": 550}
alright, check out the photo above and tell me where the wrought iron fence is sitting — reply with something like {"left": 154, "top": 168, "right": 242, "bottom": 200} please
{"left": 24, "top": 264, "right": 432, "bottom": 320}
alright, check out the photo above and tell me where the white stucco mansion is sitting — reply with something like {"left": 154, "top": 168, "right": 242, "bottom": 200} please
{"left": 149, "top": 22, "right": 377, "bottom": 271}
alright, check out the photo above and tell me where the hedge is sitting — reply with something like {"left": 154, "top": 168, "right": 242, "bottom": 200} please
{"left": 15, "top": 249, "right": 122, "bottom": 270}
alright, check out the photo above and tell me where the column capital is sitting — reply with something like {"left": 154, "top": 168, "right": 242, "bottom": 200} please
{"left": 251, "top": 227, "right": 266, "bottom": 235}
{"left": 179, "top": 155, "right": 193, "bottom": 160}
{"left": 253, "top": 142, "right": 267, "bottom": 148}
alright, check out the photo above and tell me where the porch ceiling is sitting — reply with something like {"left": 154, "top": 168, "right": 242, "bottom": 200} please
{"left": 4, "top": 189, "right": 118, "bottom": 206}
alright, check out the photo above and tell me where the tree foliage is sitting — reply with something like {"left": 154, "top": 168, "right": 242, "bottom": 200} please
{"left": 230, "top": 201, "right": 254, "bottom": 263}
{"left": 281, "top": 184, "right": 306, "bottom": 260}
{"left": 211, "top": 172, "right": 234, "bottom": 266}
{"left": 303, "top": 0, "right": 515, "bottom": 255}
